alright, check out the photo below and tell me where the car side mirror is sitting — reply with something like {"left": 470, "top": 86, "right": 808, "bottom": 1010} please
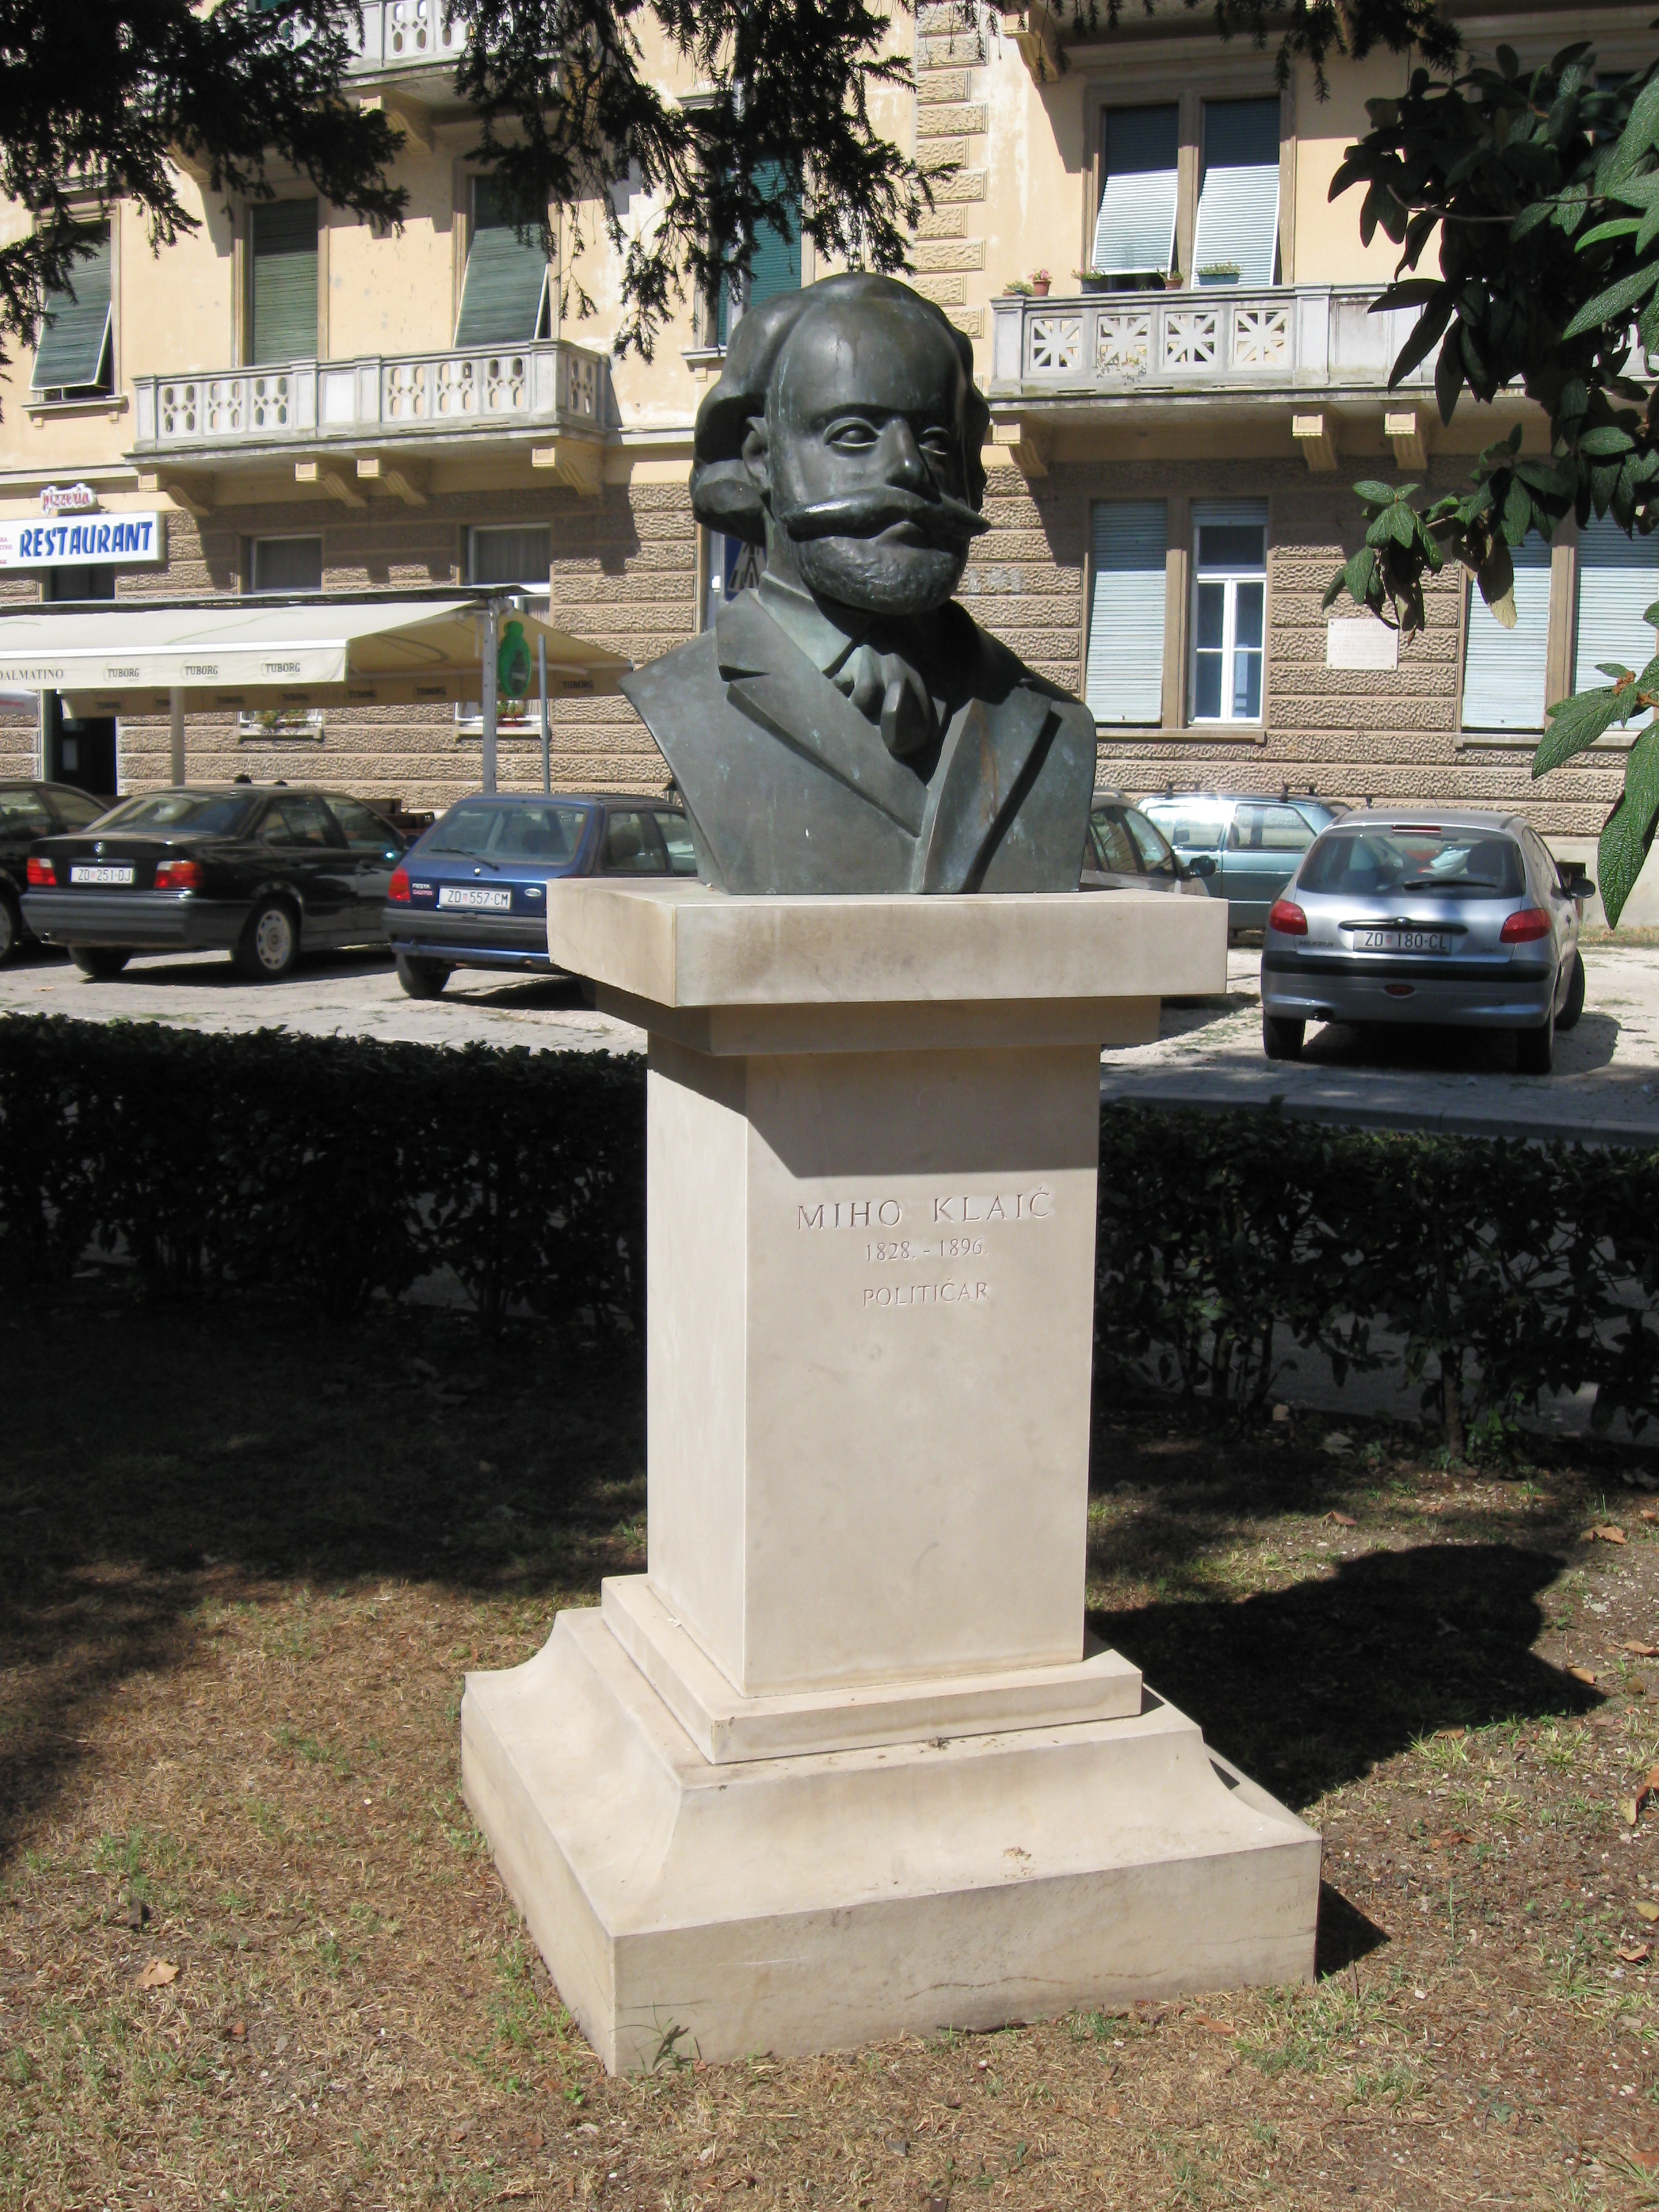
{"left": 1187, "top": 853, "right": 1218, "bottom": 878}
{"left": 1576, "top": 878, "right": 1596, "bottom": 901}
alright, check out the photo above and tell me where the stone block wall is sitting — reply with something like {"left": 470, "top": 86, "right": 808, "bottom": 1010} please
{"left": 966, "top": 455, "right": 1632, "bottom": 840}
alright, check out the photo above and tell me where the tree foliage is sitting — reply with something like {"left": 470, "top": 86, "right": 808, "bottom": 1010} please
{"left": 1323, "top": 43, "right": 1659, "bottom": 923}
{"left": 0, "top": 2, "right": 406, "bottom": 379}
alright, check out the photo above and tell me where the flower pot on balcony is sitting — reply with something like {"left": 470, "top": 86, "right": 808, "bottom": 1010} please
{"left": 1031, "top": 279, "right": 1050, "bottom": 298}
{"left": 1197, "top": 264, "right": 1242, "bottom": 287}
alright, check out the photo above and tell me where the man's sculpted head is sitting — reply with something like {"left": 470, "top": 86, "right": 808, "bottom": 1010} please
{"left": 691, "top": 275, "right": 990, "bottom": 621}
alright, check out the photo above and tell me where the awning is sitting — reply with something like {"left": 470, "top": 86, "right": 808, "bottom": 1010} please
{"left": 0, "top": 590, "right": 629, "bottom": 717}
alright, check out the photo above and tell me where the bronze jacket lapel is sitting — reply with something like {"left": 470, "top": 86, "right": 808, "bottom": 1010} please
{"left": 716, "top": 592, "right": 928, "bottom": 838}
{"left": 914, "top": 681, "right": 1059, "bottom": 893}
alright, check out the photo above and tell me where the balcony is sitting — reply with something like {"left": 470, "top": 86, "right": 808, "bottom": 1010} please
{"left": 349, "top": 0, "right": 469, "bottom": 73}
{"left": 988, "top": 285, "right": 1436, "bottom": 407}
{"left": 133, "top": 339, "right": 608, "bottom": 455}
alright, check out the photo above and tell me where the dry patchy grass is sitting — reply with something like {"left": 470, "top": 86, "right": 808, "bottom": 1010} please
{"left": 5, "top": 1287, "right": 1659, "bottom": 2209}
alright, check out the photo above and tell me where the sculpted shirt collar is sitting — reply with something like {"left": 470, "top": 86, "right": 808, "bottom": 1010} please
{"left": 752, "top": 569, "right": 867, "bottom": 678}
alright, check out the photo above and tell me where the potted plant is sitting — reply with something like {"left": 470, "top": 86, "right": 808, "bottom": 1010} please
{"left": 1002, "top": 276, "right": 1035, "bottom": 297}
{"left": 1075, "top": 268, "right": 1111, "bottom": 293}
{"left": 1197, "top": 261, "right": 1241, "bottom": 287}
{"left": 1030, "top": 268, "right": 1051, "bottom": 297}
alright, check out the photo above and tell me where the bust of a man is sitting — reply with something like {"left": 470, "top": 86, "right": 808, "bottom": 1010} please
{"left": 620, "top": 273, "right": 1095, "bottom": 894}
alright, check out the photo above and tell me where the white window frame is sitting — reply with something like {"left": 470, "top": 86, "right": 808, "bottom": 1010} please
{"left": 1189, "top": 501, "right": 1267, "bottom": 725}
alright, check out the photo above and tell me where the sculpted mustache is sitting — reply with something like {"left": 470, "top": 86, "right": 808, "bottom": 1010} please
{"left": 781, "top": 490, "right": 989, "bottom": 545}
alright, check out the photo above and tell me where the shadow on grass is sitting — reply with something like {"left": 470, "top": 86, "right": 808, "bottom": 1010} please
{"left": 1091, "top": 1541, "right": 1584, "bottom": 1814}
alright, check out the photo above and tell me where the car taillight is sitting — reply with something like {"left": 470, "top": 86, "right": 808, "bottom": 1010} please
{"left": 1500, "top": 907, "right": 1551, "bottom": 944}
{"left": 153, "top": 859, "right": 202, "bottom": 890}
{"left": 388, "top": 867, "right": 411, "bottom": 903}
{"left": 26, "top": 856, "right": 56, "bottom": 886}
{"left": 1267, "top": 898, "right": 1307, "bottom": 936}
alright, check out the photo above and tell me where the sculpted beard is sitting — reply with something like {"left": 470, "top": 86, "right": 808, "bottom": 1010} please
{"left": 773, "top": 488, "right": 984, "bottom": 618}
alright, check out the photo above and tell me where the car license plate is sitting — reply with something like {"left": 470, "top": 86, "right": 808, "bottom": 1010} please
{"left": 1353, "top": 928, "right": 1450, "bottom": 955}
{"left": 438, "top": 884, "right": 512, "bottom": 912}
{"left": 69, "top": 864, "right": 134, "bottom": 886}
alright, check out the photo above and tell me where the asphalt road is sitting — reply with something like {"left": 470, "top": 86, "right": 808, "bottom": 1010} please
{"left": 3, "top": 936, "right": 1658, "bottom": 1143}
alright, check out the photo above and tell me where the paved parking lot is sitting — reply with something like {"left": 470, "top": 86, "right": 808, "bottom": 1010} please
{"left": 1102, "top": 936, "right": 1659, "bottom": 1144}
{"left": 0, "top": 944, "right": 645, "bottom": 1052}
{"left": 4, "top": 935, "right": 1657, "bottom": 1143}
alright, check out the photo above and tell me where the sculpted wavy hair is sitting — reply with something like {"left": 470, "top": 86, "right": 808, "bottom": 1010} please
{"left": 689, "top": 273, "right": 991, "bottom": 548}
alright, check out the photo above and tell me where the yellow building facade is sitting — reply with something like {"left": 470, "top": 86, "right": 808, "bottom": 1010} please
{"left": 0, "top": 0, "right": 1651, "bottom": 907}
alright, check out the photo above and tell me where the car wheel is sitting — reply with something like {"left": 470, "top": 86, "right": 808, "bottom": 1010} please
{"left": 395, "top": 953, "right": 450, "bottom": 1000}
{"left": 235, "top": 899, "right": 300, "bottom": 982}
{"left": 69, "top": 947, "right": 130, "bottom": 980}
{"left": 1556, "top": 950, "right": 1586, "bottom": 1033}
{"left": 1263, "top": 1015, "right": 1305, "bottom": 1061}
{"left": 0, "top": 891, "right": 20, "bottom": 967}
{"left": 1516, "top": 1005, "right": 1555, "bottom": 1075}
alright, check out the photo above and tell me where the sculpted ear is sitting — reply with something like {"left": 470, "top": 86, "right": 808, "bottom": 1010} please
{"left": 740, "top": 415, "right": 771, "bottom": 501}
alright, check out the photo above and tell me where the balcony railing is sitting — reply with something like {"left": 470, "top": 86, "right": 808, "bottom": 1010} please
{"left": 987, "top": 285, "right": 1436, "bottom": 401}
{"left": 350, "top": 0, "right": 468, "bottom": 72}
{"left": 131, "top": 340, "right": 611, "bottom": 455}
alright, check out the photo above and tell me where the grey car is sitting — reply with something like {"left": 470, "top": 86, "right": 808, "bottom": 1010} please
{"left": 1138, "top": 790, "right": 1341, "bottom": 933}
{"left": 1259, "top": 808, "right": 1586, "bottom": 1075}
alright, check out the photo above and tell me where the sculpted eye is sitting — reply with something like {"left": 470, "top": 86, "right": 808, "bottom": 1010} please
{"left": 920, "top": 428, "right": 955, "bottom": 458}
{"left": 826, "top": 418, "right": 880, "bottom": 449}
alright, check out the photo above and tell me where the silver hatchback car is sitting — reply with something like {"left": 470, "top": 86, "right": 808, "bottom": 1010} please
{"left": 1259, "top": 809, "right": 1586, "bottom": 1075}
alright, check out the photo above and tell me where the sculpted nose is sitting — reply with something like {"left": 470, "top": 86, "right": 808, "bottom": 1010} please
{"left": 880, "top": 419, "right": 932, "bottom": 491}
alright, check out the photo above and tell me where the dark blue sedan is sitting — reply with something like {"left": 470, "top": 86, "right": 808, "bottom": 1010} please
{"left": 384, "top": 791, "right": 696, "bottom": 998}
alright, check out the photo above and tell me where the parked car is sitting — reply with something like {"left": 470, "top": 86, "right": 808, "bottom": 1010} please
{"left": 1259, "top": 808, "right": 1586, "bottom": 1075}
{"left": 21, "top": 783, "right": 408, "bottom": 981}
{"left": 1080, "top": 790, "right": 1215, "bottom": 896}
{"left": 1137, "top": 790, "right": 1341, "bottom": 933}
{"left": 384, "top": 791, "right": 697, "bottom": 998}
{"left": 0, "top": 779, "right": 113, "bottom": 964}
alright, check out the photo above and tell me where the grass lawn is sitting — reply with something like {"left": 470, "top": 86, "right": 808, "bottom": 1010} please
{"left": 5, "top": 1284, "right": 1659, "bottom": 2209}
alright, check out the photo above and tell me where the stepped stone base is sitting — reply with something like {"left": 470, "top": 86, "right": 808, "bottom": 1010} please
{"left": 461, "top": 1607, "right": 1321, "bottom": 2074}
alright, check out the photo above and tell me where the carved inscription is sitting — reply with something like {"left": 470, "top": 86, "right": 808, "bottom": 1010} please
{"left": 796, "top": 1186, "right": 1054, "bottom": 1310}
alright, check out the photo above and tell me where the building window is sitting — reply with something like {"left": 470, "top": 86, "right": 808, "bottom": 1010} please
{"left": 1091, "top": 107, "right": 1179, "bottom": 289}
{"left": 468, "top": 525, "right": 552, "bottom": 588}
{"left": 716, "top": 163, "right": 801, "bottom": 348}
{"left": 1574, "top": 515, "right": 1658, "bottom": 726}
{"left": 1191, "top": 98, "right": 1280, "bottom": 287}
{"left": 455, "top": 176, "right": 551, "bottom": 348}
{"left": 1086, "top": 500, "right": 1167, "bottom": 725}
{"left": 32, "top": 223, "right": 113, "bottom": 398}
{"left": 1461, "top": 539, "right": 1552, "bottom": 731}
{"left": 249, "top": 536, "right": 323, "bottom": 592}
{"left": 1190, "top": 500, "right": 1267, "bottom": 722}
{"left": 249, "top": 199, "right": 319, "bottom": 365}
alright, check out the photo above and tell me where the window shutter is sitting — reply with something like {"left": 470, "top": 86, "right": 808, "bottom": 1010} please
{"left": 249, "top": 200, "right": 318, "bottom": 364}
{"left": 1091, "top": 106, "right": 1179, "bottom": 278}
{"left": 32, "top": 225, "right": 112, "bottom": 391}
{"left": 1191, "top": 98, "right": 1280, "bottom": 285}
{"left": 1574, "top": 516, "right": 1659, "bottom": 724}
{"left": 718, "top": 164, "right": 800, "bottom": 345}
{"left": 1086, "top": 500, "right": 1168, "bottom": 724}
{"left": 1461, "top": 539, "right": 1553, "bottom": 731}
{"left": 455, "top": 177, "right": 549, "bottom": 348}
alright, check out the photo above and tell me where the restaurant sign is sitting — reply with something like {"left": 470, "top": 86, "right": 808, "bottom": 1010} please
{"left": 0, "top": 512, "right": 166, "bottom": 571}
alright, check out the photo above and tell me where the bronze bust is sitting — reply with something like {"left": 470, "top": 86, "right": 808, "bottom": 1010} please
{"left": 621, "top": 273, "right": 1094, "bottom": 894}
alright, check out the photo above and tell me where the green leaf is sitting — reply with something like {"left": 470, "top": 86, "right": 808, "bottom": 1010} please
{"left": 1576, "top": 217, "right": 1642, "bottom": 248}
{"left": 1534, "top": 674, "right": 1645, "bottom": 775}
{"left": 1562, "top": 264, "right": 1659, "bottom": 339}
{"left": 1502, "top": 476, "right": 1532, "bottom": 544}
{"left": 1351, "top": 480, "right": 1398, "bottom": 505}
{"left": 1578, "top": 424, "right": 1637, "bottom": 457}
{"left": 1604, "top": 73, "right": 1659, "bottom": 185}
{"left": 1599, "top": 724, "right": 1659, "bottom": 925}
{"left": 1391, "top": 290, "right": 1455, "bottom": 388}
{"left": 1435, "top": 323, "right": 1463, "bottom": 425}
{"left": 1478, "top": 540, "right": 1515, "bottom": 614}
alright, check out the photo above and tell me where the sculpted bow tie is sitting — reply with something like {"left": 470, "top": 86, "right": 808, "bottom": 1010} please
{"left": 832, "top": 641, "right": 939, "bottom": 761}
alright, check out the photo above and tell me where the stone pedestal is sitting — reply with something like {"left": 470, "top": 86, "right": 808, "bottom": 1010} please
{"left": 462, "top": 887, "right": 1319, "bottom": 2071}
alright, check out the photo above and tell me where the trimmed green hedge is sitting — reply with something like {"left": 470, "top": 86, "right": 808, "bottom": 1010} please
{"left": 0, "top": 1017, "right": 644, "bottom": 1340}
{"left": 1, "top": 1017, "right": 1654, "bottom": 1446}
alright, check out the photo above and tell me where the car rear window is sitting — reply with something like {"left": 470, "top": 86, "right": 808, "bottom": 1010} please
{"left": 428, "top": 801, "right": 592, "bottom": 863}
{"left": 96, "top": 792, "right": 257, "bottom": 836}
{"left": 1299, "top": 827, "right": 1526, "bottom": 899}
